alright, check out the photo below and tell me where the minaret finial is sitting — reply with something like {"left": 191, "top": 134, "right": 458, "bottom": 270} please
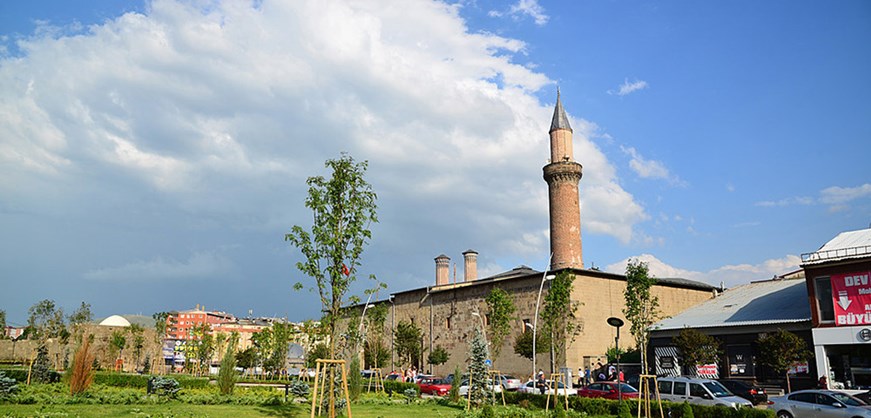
{"left": 550, "top": 88, "right": 572, "bottom": 133}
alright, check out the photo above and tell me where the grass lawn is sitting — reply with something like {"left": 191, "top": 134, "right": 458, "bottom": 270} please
{"left": 0, "top": 402, "right": 466, "bottom": 418}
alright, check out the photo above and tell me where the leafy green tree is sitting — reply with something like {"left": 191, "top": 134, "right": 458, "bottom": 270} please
{"left": 364, "top": 303, "right": 389, "bottom": 369}
{"left": 513, "top": 329, "right": 550, "bottom": 360}
{"left": 623, "top": 259, "right": 660, "bottom": 373}
{"left": 485, "top": 288, "right": 516, "bottom": 363}
{"left": 68, "top": 302, "right": 92, "bottom": 327}
{"left": 217, "top": 343, "right": 236, "bottom": 395}
{"left": 541, "top": 271, "right": 581, "bottom": 371}
{"left": 110, "top": 329, "right": 127, "bottom": 360}
{"left": 363, "top": 341, "right": 389, "bottom": 370}
{"left": 394, "top": 320, "right": 422, "bottom": 368}
{"left": 306, "top": 343, "right": 330, "bottom": 368}
{"left": 185, "top": 323, "right": 214, "bottom": 376}
{"left": 467, "top": 328, "right": 490, "bottom": 407}
{"left": 348, "top": 357, "right": 362, "bottom": 400}
{"left": 285, "top": 154, "right": 379, "bottom": 359}
{"left": 27, "top": 299, "right": 67, "bottom": 343}
{"left": 758, "top": 329, "right": 811, "bottom": 392}
{"left": 152, "top": 312, "right": 171, "bottom": 342}
{"left": 31, "top": 344, "right": 55, "bottom": 384}
{"left": 0, "top": 310, "right": 6, "bottom": 340}
{"left": 236, "top": 347, "right": 257, "bottom": 374}
{"left": 128, "top": 324, "right": 146, "bottom": 369}
{"left": 427, "top": 345, "right": 450, "bottom": 373}
{"left": 673, "top": 328, "right": 722, "bottom": 376}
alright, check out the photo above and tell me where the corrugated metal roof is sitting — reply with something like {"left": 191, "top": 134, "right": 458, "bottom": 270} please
{"left": 802, "top": 228, "right": 871, "bottom": 265}
{"left": 654, "top": 278, "right": 810, "bottom": 330}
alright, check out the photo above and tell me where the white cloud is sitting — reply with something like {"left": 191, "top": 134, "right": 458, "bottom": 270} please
{"left": 756, "top": 183, "right": 870, "bottom": 210}
{"left": 608, "top": 78, "right": 648, "bottom": 96}
{"left": 489, "top": 0, "right": 549, "bottom": 26}
{"left": 0, "top": 0, "right": 650, "bottom": 317}
{"left": 605, "top": 253, "right": 802, "bottom": 289}
{"left": 84, "top": 251, "right": 233, "bottom": 281}
{"left": 621, "top": 146, "right": 684, "bottom": 186}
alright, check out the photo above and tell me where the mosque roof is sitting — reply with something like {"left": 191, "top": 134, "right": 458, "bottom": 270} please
{"left": 99, "top": 315, "right": 131, "bottom": 327}
{"left": 550, "top": 89, "right": 573, "bottom": 133}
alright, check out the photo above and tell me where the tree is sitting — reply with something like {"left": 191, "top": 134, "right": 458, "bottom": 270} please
{"left": 485, "top": 288, "right": 516, "bottom": 363}
{"left": 513, "top": 329, "right": 550, "bottom": 360}
{"left": 757, "top": 329, "right": 811, "bottom": 392}
{"left": 623, "top": 259, "right": 660, "bottom": 373}
{"left": 128, "top": 324, "right": 146, "bottom": 369}
{"left": 285, "top": 154, "right": 379, "bottom": 359}
{"left": 217, "top": 343, "right": 236, "bottom": 395}
{"left": 673, "top": 328, "right": 722, "bottom": 376}
{"left": 467, "top": 328, "right": 490, "bottom": 407}
{"left": 306, "top": 343, "right": 330, "bottom": 368}
{"left": 541, "top": 271, "right": 581, "bottom": 371}
{"left": 363, "top": 341, "right": 389, "bottom": 370}
{"left": 31, "top": 344, "right": 54, "bottom": 384}
{"left": 68, "top": 302, "right": 92, "bottom": 327}
{"left": 427, "top": 345, "right": 450, "bottom": 373}
{"left": 110, "top": 329, "right": 127, "bottom": 361}
{"left": 27, "top": 299, "right": 67, "bottom": 342}
{"left": 236, "top": 347, "right": 257, "bottom": 374}
{"left": 152, "top": 312, "right": 171, "bottom": 342}
{"left": 394, "top": 320, "right": 422, "bottom": 368}
{"left": 0, "top": 310, "right": 6, "bottom": 339}
{"left": 364, "top": 303, "right": 389, "bottom": 369}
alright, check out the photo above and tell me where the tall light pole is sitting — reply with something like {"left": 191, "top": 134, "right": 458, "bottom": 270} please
{"left": 607, "top": 317, "right": 625, "bottom": 405}
{"left": 533, "top": 253, "right": 555, "bottom": 378}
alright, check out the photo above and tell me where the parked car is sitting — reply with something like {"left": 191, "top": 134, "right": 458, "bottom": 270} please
{"left": 718, "top": 379, "right": 768, "bottom": 405}
{"left": 577, "top": 381, "right": 639, "bottom": 400}
{"left": 413, "top": 374, "right": 434, "bottom": 384}
{"left": 767, "top": 389, "right": 871, "bottom": 418}
{"left": 517, "top": 380, "right": 578, "bottom": 396}
{"left": 498, "top": 374, "right": 523, "bottom": 391}
{"left": 384, "top": 372, "right": 402, "bottom": 381}
{"left": 417, "top": 377, "right": 452, "bottom": 396}
{"left": 457, "top": 379, "right": 503, "bottom": 396}
{"left": 657, "top": 376, "right": 752, "bottom": 409}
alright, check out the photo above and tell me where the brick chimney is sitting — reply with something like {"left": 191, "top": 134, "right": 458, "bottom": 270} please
{"left": 435, "top": 254, "right": 450, "bottom": 286}
{"left": 462, "top": 249, "right": 478, "bottom": 282}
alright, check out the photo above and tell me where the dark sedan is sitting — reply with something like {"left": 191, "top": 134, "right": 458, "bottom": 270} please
{"left": 718, "top": 379, "right": 768, "bottom": 405}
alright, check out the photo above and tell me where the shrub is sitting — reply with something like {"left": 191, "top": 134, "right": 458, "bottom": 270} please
{"left": 289, "top": 379, "right": 310, "bottom": 398}
{"left": 68, "top": 338, "right": 95, "bottom": 395}
{"left": 348, "top": 357, "right": 362, "bottom": 401}
{"left": 0, "top": 371, "right": 19, "bottom": 397}
{"left": 383, "top": 379, "right": 419, "bottom": 395}
{"left": 617, "top": 399, "right": 632, "bottom": 418}
{"left": 151, "top": 376, "right": 180, "bottom": 398}
{"left": 31, "top": 345, "right": 57, "bottom": 384}
{"left": 403, "top": 387, "right": 418, "bottom": 404}
{"left": 217, "top": 346, "right": 236, "bottom": 395}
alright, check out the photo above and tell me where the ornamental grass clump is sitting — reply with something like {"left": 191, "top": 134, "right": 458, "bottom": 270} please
{"left": 68, "top": 337, "right": 95, "bottom": 395}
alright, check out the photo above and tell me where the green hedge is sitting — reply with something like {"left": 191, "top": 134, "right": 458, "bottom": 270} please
{"left": 383, "top": 380, "right": 419, "bottom": 395}
{"left": 0, "top": 368, "right": 60, "bottom": 383}
{"left": 501, "top": 392, "right": 774, "bottom": 418}
{"left": 93, "top": 372, "right": 209, "bottom": 389}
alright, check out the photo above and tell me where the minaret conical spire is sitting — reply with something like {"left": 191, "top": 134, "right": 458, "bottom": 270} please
{"left": 550, "top": 88, "right": 572, "bottom": 133}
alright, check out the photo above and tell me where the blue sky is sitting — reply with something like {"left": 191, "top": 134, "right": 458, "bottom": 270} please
{"left": 1, "top": 0, "right": 869, "bottom": 325}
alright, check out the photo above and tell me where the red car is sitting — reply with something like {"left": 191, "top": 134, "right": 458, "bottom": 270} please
{"left": 417, "top": 377, "right": 452, "bottom": 396}
{"left": 577, "top": 382, "right": 639, "bottom": 400}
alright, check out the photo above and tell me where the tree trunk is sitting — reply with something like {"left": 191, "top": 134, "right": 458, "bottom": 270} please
{"left": 785, "top": 371, "right": 792, "bottom": 393}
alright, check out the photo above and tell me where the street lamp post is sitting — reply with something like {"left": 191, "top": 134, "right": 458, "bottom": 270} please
{"left": 532, "top": 253, "right": 555, "bottom": 378}
{"left": 607, "top": 317, "right": 625, "bottom": 405}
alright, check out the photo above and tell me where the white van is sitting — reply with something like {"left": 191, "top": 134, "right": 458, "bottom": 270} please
{"left": 657, "top": 376, "right": 752, "bottom": 409}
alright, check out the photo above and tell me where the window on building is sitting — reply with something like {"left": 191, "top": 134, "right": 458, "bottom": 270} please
{"left": 814, "top": 276, "right": 835, "bottom": 322}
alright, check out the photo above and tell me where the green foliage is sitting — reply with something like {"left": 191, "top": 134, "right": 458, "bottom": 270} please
{"left": 485, "top": 288, "right": 516, "bottom": 362}
{"left": 623, "top": 259, "right": 660, "bottom": 371}
{"left": 552, "top": 397, "right": 567, "bottom": 418}
{"left": 285, "top": 153, "right": 379, "bottom": 358}
{"left": 383, "top": 379, "right": 419, "bottom": 396}
{"left": 0, "top": 310, "right": 6, "bottom": 339}
{"left": 513, "top": 329, "right": 550, "bottom": 360}
{"left": 217, "top": 344, "right": 236, "bottom": 395}
{"left": 758, "top": 328, "right": 811, "bottom": 391}
{"left": 27, "top": 299, "right": 67, "bottom": 342}
{"left": 541, "top": 271, "right": 581, "bottom": 368}
{"left": 289, "top": 379, "right": 310, "bottom": 397}
{"left": 394, "top": 320, "right": 423, "bottom": 368}
{"left": 363, "top": 340, "right": 390, "bottom": 370}
{"left": 236, "top": 346, "right": 257, "bottom": 372}
{"left": 673, "top": 328, "right": 722, "bottom": 375}
{"left": 152, "top": 312, "right": 171, "bottom": 341}
{"left": 680, "top": 401, "right": 694, "bottom": 418}
{"left": 151, "top": 376, "right": 181, "bottom": 398}
{"left": 403, "top": 387, "right": 418, "bottom": 404}
{"left": 67, "top": 302, "right": 93, "bottom": 327}
{"left": 468, "top": 328, "right": 490, "bottom": 407}
{"left": 348, "top": 356, "right": 362, "bottom": 401}
{"left": 428, "top": 345, "right": 450, "bottom": 367}
{"left": 617, "top": 399, "right": 632, "bottom": 418}
{"left": 110, "top": 329, "right": 127, "bottom": 357}
{"left": 128, "top": 324, "right": 146, "bottom": 367}
{"left": 305, "top": 343, "right": 330, "bottom": 368}
{"left": 31, "top": 344, "right": 57, "bottom": 384}
{"left": 449, "top": 363, "right": 462, "bottom": 403}
{"left": 257, "top": 322, "right": 292, "bottom": 375}
{"left": 0, "top": 371, "right": 18, "bottom": 397}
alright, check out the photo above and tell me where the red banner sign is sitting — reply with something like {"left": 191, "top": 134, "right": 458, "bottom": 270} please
{"left": 831, "top": 271, "right": 871, "bottom": 326}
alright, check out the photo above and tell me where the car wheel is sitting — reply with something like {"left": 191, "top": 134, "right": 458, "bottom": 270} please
{"left": 775, "top": 411, "right": 792, "bottom": 418}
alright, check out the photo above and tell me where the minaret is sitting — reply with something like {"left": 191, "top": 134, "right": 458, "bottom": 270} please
{"left": 543, "top": 90, "right": 584, "bottom": 270}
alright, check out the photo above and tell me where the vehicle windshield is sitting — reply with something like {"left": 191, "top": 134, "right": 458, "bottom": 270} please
{"left": 502, "top": 375, "right": 517, "bottom": 380}
{"left": 618, "top": 384, "right": 638, "bottom": 393}
{"left": 428, "top": 379, "right": 447, "bottom": 385}
{"left": 830, "top": 392, "right": 866, "bottom": 407}
{"left": 703, "top": 381, "right": 732, "bottom": 398}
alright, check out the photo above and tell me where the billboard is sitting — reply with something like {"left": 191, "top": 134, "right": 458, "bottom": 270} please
{"left": 831, "top": 272, "right": 871, "bottom": 326}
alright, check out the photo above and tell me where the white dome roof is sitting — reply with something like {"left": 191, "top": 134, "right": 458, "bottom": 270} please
{"left": 99, "top": 315, "right": 131, "bottom": 327}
